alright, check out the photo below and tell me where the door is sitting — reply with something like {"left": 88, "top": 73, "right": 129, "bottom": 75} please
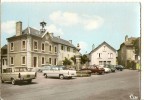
{"left": 104, "top": 61, "right": 106, "bottom": 65}
{"left": 33, "top": 57, "right": 37, "bottom": 67}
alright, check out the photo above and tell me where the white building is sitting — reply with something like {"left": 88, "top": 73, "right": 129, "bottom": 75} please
{"left": 89, "top": 41, "right": 117, "bottom": 65}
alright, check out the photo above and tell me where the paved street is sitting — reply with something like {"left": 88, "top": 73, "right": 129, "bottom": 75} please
{"left": 1, "top": 69, "right": 140, "bottom": 100}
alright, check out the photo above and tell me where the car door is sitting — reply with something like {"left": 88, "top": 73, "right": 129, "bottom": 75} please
{"left": 3, "top": 68, "right": 12, "bottom": 81}
{"left": 52, "top": 67, "right": 59, "bottom": 77}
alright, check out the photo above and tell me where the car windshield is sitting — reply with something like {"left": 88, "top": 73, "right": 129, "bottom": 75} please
{"left": 14, "top": 67, "right": 28, "bottom": 72}
{"left": 58, "top": 66, "right": 69, "bottom": 70}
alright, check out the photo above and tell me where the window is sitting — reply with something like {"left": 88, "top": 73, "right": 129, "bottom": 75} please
{"left": 3, "top": 49, "right": 7, "bottom": 54}
{"left": 107, "top": 61, "right": 111, "bottom": 64}
{"left": 41, "top": 43, "right": 45, "bottom": 51}
{"left": 49, "top": 58, "right": 52, "bottom": 64}
{"left": 22, "top": 40, "right": 26, "bottom": 49}
{"left": 2, "top": 59, "right": 4, "bottom": 65}
{"left": 73, "top": 48, "right": 76, "bottom": 53}
{"left": 110, "top": 53, "right": 113, "bottom": 58}
{"left": 6, "top": 68, "right": 12, "bottom": 73}
{"left": 33, "top": 41, "right": 38, "bottom": 50}
{"left": 99, "top": 61, "right": 102, "bottom": 65}
{"left": 67, "top": 47, "right": 70, "bottom": 52}
{"left": 98, "top": 53, "right": 101, "bottom": 58}
{"left": 41, "top": 57, "right": 45, "bottom": 65}
{"left": 103, "top": 46, "right": 106, "bottom": 51}
{"left": 108, "top": 53, "right": 113, "bottom": 58}
{"left": 10, "top": 42, "right": 14, "bottom": 51}
{"left": 54, "top": 58, "right": 57, "bottom": 65}
{"left": 49, "top": 45, "right": 52, "bottom": 52}
{"left": 21, "top": 56, "right": 26, "bottom": 65}
{"left": 10, "top": 57, "right": 14, "bottom": 65}
{"left": 61, "top": 45, "right": 64, "bottom": 50}
{"left": 54, "top": 46, "right": 57, "bottom": 53}
{"left": 108, "top": 53, "right": 110, "bottom": 58}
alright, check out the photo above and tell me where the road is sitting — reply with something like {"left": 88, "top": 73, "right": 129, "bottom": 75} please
{"left": 1, "top": 69, "right": 140, "bottom": 100}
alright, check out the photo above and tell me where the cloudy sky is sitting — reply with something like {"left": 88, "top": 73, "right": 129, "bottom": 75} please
{"left": 1, "top": 2, "right": 140, "bottom": 54}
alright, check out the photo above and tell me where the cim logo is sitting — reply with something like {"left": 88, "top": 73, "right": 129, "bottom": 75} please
{"left": 129, "top": 94, "right": 138, "bottom": 100}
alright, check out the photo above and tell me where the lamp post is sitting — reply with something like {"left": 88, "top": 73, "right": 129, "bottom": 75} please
{"left": 76, "top": 43, "right": 81, "bottom": 71}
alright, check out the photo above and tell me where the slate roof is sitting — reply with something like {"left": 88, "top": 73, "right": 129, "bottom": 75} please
{"left": 22, "top": 27, "right": 43, "bottom": 37}
{"left": 51, "top": 37, "right": 76, "bottom": 48}
{"left": 89, "top": 41, "right": 116, "bottom": 54}
{"left": 7, "top": 27, "right": 76, "bottom": 48}
{"left": 1, "top": 44, "right": 7, "bottom": 49}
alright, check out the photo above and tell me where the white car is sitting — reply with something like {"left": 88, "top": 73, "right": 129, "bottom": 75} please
{"left": 99, "top": 65, "right": 111, "bottom": 73}
{"left": 42, "top": 66, "right": 77, "bottom": 79}
{"left": 103, "top": 67, "right": 111, "bottom": 73}
{"left": 1, "top": 67, "right": 36, "bottom": 85}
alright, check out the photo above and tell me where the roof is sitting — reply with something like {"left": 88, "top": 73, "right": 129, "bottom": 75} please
{"left": 22, "top": 27, "right": 42, "bottom": 37}
{"left": 1, "top": 44, "right": 7, "bottom": 49}
{"left": 7, "top": 26, "right": 76, "bottom": 48}
{"left": 89, "top": 41, "right": 116, "bottom": 54}
{"left": 124, "top": 37, "right": 137, "bottom": 46}
{"left": 51, "top": 37, "right": 76, "bottom": 48}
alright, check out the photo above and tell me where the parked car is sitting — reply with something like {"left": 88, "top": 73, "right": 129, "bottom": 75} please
{"left": 1, "top": 67, "right": 37, "bottom": 85}
{"left": 105, "top": 65, "right": 116, "bottom": 72}
{"left": 37, "top": 65, "right": 52, "bottom": 72}
{"left": 99, "top": 65, "right": 111, "bottom": 73}
{"left": 115, "top": 65, "right": 124, "bottom": 71}
{"left": 42, "top": 66, "right": 77, "bottom": 79}
{"left": 81, "top": 65, "right": 105, "bottom": 74}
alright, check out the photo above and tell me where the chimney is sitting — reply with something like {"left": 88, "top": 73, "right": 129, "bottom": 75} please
{"left": 92, "top": 44, "right": 95, "bottom": 50}
{"left": 16, "top": 21, "right": 22, "bottom": 36}
{"left": 57, "top": 36, "right": 60, "bottom": 39}
{"left": 69, "top": 40, "right": 72, "bottom": 44}
{"left": 50, "top": 33, "right": 54, "bottom": 37}
{"left": 125, "top": 35, "right": 128, "bottom": 41}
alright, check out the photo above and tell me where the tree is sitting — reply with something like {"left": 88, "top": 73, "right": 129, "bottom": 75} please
{"left": 80, "top": 54, "right": 90, "bottom": 65}
{"left": 63, "top": 57, "right": 72, "bottom": 66}
{"left": 71, "top": 56, "right": 76, "bottom": 64}
{"left": 133, "top": 38, "right": 140, "bottom": 56}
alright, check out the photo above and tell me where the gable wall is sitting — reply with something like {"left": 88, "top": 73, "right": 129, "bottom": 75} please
{"left": 90, "top": 44, "right": 117, "bottom": 65}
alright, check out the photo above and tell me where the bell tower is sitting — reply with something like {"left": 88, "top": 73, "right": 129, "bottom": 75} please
{"left": 40, "top": 21, "right": 46, "bottom": 33}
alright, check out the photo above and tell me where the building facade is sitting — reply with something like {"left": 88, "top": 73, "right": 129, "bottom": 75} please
{"left": 89, "top": 41, "right": 117, "bottom": 65}
{"left": 2, "top": 21, "right": 78, "bottom": 69}
{"left": 117, "top": 35, "right": 140, "bottom": 68}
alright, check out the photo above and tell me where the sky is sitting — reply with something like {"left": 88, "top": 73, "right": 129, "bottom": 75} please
{"left": 1, "top": 2, "right": 140, "bottom": 54}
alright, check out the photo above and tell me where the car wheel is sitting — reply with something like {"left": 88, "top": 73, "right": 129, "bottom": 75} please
{"left": 1, "top": 80, "right": 4, "bottom": 83}
{"left": 44, "top": 74, "right": 48, "bottom": 78}
{"left": 11, "top": 79, "right": 16, "bottom": 85}
{"left": 27, "top": 79, "right": 32, "bottom": 83}
{"left": 101, "top": 71, "right": 105, "bottom": 75}
{"left": 69, "top": 77, "right": 72, "bottom": 79}
{"left": 59, "top": 75, "right": 64, "bottom": 79}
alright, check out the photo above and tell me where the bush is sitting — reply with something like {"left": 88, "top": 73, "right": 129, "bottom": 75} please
{"left": 76, "top": 70, "right": 91, "bottom": 77}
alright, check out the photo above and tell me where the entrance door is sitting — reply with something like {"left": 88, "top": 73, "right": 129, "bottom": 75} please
{"left": 33, "top": 57, "right": 37, "bottom": 67}
{"left": 104, "top": 61, "right": 106, "bottom": 65}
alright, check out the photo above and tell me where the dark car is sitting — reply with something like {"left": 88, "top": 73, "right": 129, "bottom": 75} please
{"left": 115, "top": 65, "right": 124, "bottom": 71}
{"left": 81, "top": 65, "right": 105, "bottom": 74}
{"left": 104, "top": 65, "right": 116, "bottom": 72}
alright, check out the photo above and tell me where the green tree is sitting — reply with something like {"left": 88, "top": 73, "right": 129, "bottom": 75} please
{"left": 80, "top": 54, "right": 90, "bottom": 64}
{"left": 71, "top": 56, "right": 76, "bottom": 64}
{"left": 63, "top": 57, "right": 72, "bottom": 66}
{"left": 133, "top": 38, "right": 140, "bottom": 55}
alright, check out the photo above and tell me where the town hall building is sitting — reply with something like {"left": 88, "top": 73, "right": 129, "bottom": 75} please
{"left": 1, "top": 21, "right": 78, "bottom": 70}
